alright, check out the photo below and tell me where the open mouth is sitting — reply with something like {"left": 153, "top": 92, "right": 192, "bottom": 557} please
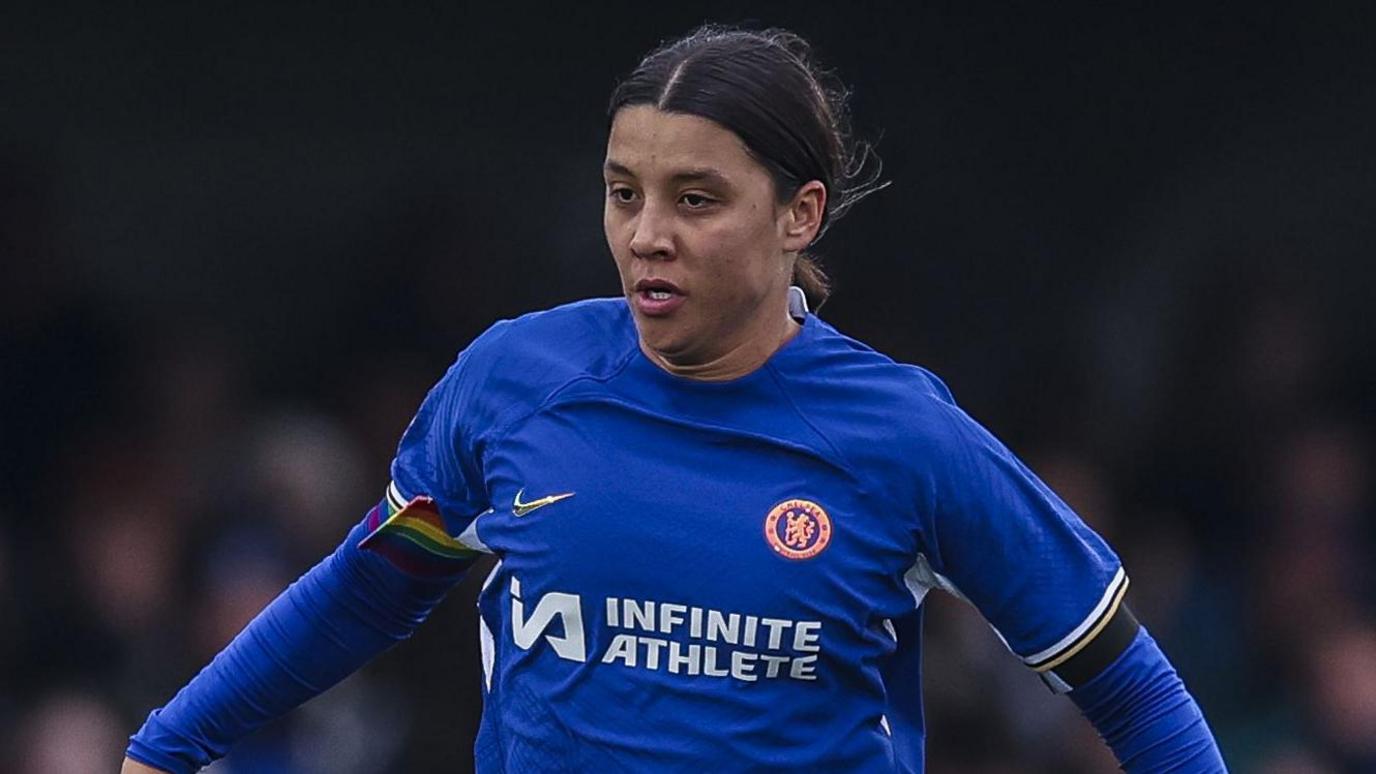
{"left": 632, "top": 278, "right": 686, "bottom": 316}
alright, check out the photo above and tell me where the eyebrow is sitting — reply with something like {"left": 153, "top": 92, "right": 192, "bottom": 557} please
{"left": 603, "top": 160, "right": 732, "bottom": 188}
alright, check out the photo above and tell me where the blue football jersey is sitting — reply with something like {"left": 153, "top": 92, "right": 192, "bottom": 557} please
{"left": 367, "top": 298, "right": 1125, "bottom": 773}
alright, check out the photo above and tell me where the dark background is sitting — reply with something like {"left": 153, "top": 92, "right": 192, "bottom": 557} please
{"left": 3, "top": 3, "right": 1374, "bottom": 772}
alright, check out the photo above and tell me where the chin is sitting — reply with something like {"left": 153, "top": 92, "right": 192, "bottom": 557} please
{"left": 635, "top": 321, "right": 698, "bottom": 361}
{"left": 637, "top": 325, "right": 685, "bottom": 353}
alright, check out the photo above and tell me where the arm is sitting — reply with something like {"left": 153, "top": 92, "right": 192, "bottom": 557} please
{"left": 126, "top": 336, "right": 501, "bottom": 772}
{"left": 124, "top": 501, "right": 468, "bottom": 773}
{"left": 1071, "top": 627, "right": 1226, "bottom": 772}
{"left": 909, "top": 379, "right": 1225, "bottom": 770}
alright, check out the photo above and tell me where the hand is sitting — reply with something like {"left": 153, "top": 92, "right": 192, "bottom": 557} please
{"left": 122, "top": 757, "right": 172, "bottom": 773}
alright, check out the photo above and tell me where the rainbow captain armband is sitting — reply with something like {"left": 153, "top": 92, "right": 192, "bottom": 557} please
{"left": 359, "top": 482, "right": 483, "bottom": 579}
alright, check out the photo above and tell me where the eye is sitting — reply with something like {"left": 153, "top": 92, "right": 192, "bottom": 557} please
{"left": 607, "top": 185, "right": 638, "bottom": 204}
{"left": 680, "top": 192, "right": 714, "bottom": 209}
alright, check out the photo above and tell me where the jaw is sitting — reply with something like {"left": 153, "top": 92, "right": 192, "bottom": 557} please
{"left": 632, "top": 308, "right": 706, "bottom": 362}
{"left": 630, "top": 294, "right": 796, "bottom": 381}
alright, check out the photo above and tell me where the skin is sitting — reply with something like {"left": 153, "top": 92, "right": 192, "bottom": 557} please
{"left": 119, "top": 105, "right": 829, "bottom": 774}
{"left": 604, "top": 105, "right": 826, "bottom": 381}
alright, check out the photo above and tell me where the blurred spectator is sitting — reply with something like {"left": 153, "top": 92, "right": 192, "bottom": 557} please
{"left": 13, "top": 691, "right": 125, "bottom": 774}
{"left": 1305, "top": 619, "right": 1376, "bottom": 771}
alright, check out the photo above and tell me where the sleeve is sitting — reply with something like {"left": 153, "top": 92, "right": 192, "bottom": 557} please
{"left": 358, "top": 339, "right": 499, "bottom": 579}
{"left": 386, "top": 333, "right": 499, "bottom": 527}
{"left": 126, "top": 335, "right": 505, "bottom": 771}
{"left": 1071, "top": 628, "right": 1227, "bottom": 772}
{"left": 126, "top": 509, "right": 456, "bottom": 773}
{"left": 907, "top": 391, "right": 1225, "bottom": 768}
{"left": 909, "top": 394, "right": 1138, "bottom": 693}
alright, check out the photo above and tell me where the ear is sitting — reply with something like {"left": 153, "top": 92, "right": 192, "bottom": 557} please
{"left": 780, "top": 180, "right": 827, "bottom": 253}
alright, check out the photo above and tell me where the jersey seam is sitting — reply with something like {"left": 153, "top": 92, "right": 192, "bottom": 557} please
{"left": 762, "top": 360, "right": 863, "bottom": 486}
{"left": 477, "top": 340, "right": 641, "bottom": 473}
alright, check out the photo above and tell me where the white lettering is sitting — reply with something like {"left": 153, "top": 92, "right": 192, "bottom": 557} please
{"left": 667, "top": 642, "right": 700, "bottom": 675}
{"left": 625, "top": 600, "right": 655, "bottom": 631}
{"left": 761, "top": 618, "right": 793, "bottom": 650}
{"left": 601, "top": 633, "right": 637, "bottom": 667}
{"left": 790, "top": 654, "right": 818, "bottom": 680}
{"left": 523, "top": 588, "right": 827, "bottom": 683}
{"left": 793, "top": 621, "right": 822, "bottom": 652}
{"left": 640, "top": 636, "right": 667, "bottom": 670}
{"left": 743, "top": 615, "right": 759, "bottom": 647}
{"left": 706, "top": 611, "right": 740, "bottom": 644}
{"left": 731, "top": 650, "right": 758, "bottom": 681}
{"left": 702, "top": 646, "right": 729, "bottom": 677}
{"left": 760, "top": 654, "right": 789, "bottom": 678}
{"left": 659, "top": 603, "right": 687, "bottom": 635}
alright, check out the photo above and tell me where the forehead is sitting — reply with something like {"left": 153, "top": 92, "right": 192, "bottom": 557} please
{"left": 605, "top": 105, "right": 762, "bottom": 180}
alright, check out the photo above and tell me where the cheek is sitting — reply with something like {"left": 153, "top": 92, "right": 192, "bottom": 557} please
{"left": 711, "top": 209, "right": 784, "bottom": 283}
{"left": 604, "top": 210, "right": 630, "bottom": 266}
{"left": 602, "top": 205, "right": 617, "bottom": 249}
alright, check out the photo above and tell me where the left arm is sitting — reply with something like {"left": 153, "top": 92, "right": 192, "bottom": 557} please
{"left": 912, "top": 382, "right": 1225, "bottom": 770}
{"left": 1070, "top": 626, "right": 1226, "bottom": 772}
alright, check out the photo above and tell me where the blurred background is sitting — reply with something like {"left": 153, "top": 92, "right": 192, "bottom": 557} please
{"left": 3, "top": 2, "right": 1374, "bottom": 772}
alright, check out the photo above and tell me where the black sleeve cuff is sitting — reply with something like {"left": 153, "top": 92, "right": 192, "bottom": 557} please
{"left": 1039, "top": 603, "right": 1141, "bottom": 691}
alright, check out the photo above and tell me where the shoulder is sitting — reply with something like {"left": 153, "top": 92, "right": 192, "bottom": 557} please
{"left": 437, "top": 297, "right": 638, "bottom": 426}
{"left": 465, "top": 297, "right": 636, "bottom": 372}
{"left": 465, "top": 294, "right": 630, "bottom": 358}
{"left": 789, "top": 317, "right": 958, "bottom": 416}
{"left": 782, "top": 317, "right": 987, "bottom": 465}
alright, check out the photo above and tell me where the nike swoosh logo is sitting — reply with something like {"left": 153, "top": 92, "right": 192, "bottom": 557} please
{"left": 512, "top": 488, "right": 575, "bottom": 517}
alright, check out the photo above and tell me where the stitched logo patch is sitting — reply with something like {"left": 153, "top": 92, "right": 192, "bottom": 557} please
{"left": 764, "top": 499, "right": 832, "bottom": 560}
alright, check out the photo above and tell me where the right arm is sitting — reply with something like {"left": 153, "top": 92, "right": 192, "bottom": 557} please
{"left": 126, "top": 335, "right": 502, "bottom": 773}
{"left": 124, "top": 497, "right": 472, "bottom": 773}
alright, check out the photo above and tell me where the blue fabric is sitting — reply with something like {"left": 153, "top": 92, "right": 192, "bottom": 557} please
{"left": 125, "top": 516, "right": 458, "bottom": 773}
{"left": 388, "top": 299, "right": 1129, "bottom": 770}
{"left": 130, "top": 298, "right": 1224, "bottom": 771}
{"left": 1072, "top": 628, "right": 1227, "bottom": 772}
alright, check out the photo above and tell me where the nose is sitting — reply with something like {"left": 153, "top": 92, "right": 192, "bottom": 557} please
{"left": 628, "top": 202, "right": 674, "bottom": 260}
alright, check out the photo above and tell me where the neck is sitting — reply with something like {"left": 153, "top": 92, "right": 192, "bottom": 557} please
{"left": 641, "top": 300, "right": 802, "bottom": 382}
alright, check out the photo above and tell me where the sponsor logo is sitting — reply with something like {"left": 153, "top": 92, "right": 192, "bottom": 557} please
{"left": 508, "top": 578, "right": 823, "bottom": 683}
{"left": 512, "top": 487, "right": 575, "bottom": 517}
{"left": 510, "top": 576, "right": 586, "bottom": 661}
{"left": 764, "top": 499, "right": 832, "bottom": 560}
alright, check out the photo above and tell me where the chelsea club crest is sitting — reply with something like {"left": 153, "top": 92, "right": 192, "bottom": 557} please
{"left": 764, "top": 499, "right": 833, "bottom": 560}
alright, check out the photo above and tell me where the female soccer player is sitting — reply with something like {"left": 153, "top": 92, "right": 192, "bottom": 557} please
{"left": 125, "top": 26, "right": 1226, "bottom": 773}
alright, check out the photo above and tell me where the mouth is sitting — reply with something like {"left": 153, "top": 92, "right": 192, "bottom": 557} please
{"left": 631, "top": 278, "right": 686, "bottom": 317}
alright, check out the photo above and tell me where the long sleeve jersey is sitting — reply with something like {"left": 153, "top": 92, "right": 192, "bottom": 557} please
{"left": 130, "top": 297, "right": 1225, "bottom": 772}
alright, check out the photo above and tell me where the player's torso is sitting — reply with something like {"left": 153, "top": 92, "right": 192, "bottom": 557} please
{"left": 468, "top": 365, "right": 923, "bottom": 772}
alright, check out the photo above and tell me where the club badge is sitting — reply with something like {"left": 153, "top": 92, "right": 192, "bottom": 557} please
{"left": 764, "top": 499, "right": 832, "bottom": 560}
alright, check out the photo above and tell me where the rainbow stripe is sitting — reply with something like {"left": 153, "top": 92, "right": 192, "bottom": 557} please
{"left": 359, "top": 482, "right": 478, "bottom": 578}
